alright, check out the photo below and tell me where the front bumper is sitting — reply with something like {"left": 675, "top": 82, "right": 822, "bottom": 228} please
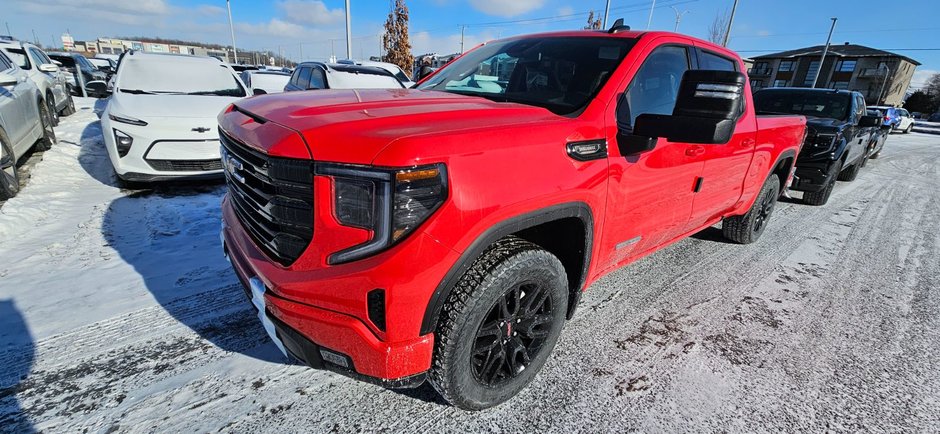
{"left": 790, "top": 159, "right": 838, "bottom": 192}
{"left": 221, "top": 197, "right": 444, "bottom": 383}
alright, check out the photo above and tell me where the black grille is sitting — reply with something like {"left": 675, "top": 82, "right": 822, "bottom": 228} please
{"left": 146, "top": 159, "right": 224, "bottom": 172}
{"left": 220, "top": 129, "right": 314, "bottom": 265}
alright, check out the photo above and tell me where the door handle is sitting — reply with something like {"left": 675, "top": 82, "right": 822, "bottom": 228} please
{"left": 740, "top": 138, "right": 756, "bottom": 148}
{"left": 685, "top": 146, "right": 705, "bottom": 157}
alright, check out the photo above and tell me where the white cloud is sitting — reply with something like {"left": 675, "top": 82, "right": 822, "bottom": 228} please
{"left": 411, "top": 30, "right": 498, "bottom": 56}
{"left": 469, "top": 0, "right": 545, "bottom": 17}
{"left": 558, "top": 6, "right": 574, "bottom": 17}
{"left": 196, "top": 5, "right": 226, "bottom": 16}
{"left": 277, "top": 0, "right": 345, "bottom": 25}
{"left": 236, "top": 18, "right": 308, "bottom": 37}
{"left": 24, "top": 0, "right": 170, "bottom": 15}
{"left": 910, "top": 69, "right": 938, "bottom": 90}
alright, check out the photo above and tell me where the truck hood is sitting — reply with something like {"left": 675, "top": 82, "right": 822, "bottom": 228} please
{"left": 805, "top": 116, "right": 849, "bottom": 135}
{"left": 232, "top": 89, "right": 562, "bottom": 164}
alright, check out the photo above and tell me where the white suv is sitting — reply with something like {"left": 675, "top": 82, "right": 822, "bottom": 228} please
{"left": 0, "top": 38, "right": 74, "bottom": 126}
{"left": 101, "top": 52, "right": 248, "bottom": 184}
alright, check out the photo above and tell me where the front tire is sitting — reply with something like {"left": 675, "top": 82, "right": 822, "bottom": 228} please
{"left": 803, "top": 160, "right": 842, "bottom": 206}
{"left": 429, "top": 236, "right": 568, "bottom": 411}
{"left": 838, "top": 158, "right": 862, "bottom": 182}
{"left": 46, "top": 95, "right": 59, "bottom": 126}
{"left": 723, "top": 174, "right": 780, "bottom": 244}
{"left": 60, "top": 93, "right": 76, "bottom": 116}
{"left": 0, "top": 130, "right": 21, "bottom": 201}
{"left": 904, "top": 124, "right": 913, "bottom": 134}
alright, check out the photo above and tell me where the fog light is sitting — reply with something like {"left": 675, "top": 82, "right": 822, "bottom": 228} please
{"left": 113, "top": 129, "right": 133, "bottom": 157}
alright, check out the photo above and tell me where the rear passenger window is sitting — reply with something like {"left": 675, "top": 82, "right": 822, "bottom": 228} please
{"left": 309, "top": 68, "right": 325, "bottom": 89}
{"left": 699, "top": 51, "right": 736, "bottom": 71}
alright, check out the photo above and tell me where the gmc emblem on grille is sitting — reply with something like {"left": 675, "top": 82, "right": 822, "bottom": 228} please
{"left": 192, "top": 127, "right": 211, "bottom": 133}
{"left": 221, "top": 150, "right": 246, "bottom": 184}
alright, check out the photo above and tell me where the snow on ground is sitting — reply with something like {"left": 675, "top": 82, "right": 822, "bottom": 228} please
{"left": 912, "top": 120, "right": 940, "bottom": 135}
{"left": 2, "top": 98, "right": 940, "bottom": 432}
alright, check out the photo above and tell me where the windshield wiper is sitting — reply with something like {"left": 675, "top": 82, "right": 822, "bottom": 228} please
{"left": 120, "top": 89, "right": 156, "bottom": 94}
{"left": 186, "top": 89, "right": 244, "bottom": 97}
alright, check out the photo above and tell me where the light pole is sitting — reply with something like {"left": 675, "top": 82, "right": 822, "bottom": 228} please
{"left": 344, "top": 0, "right": 352, "bottom": 60}
{"left": 722, "top": 0, "right": 739, "bottom": 47}
{"left": 671, "top": 7, "right": 690, "bottom": 32}
{"left": 226, "top": 0, "right": 237, "bottom": 64}
{"left": 603, "top": 0, "right": 611, "bottom": 29}
{"left": 646, "top": 0, "right": 656, "bottom": 30}
{"left": 811, "top": 17, "right": 837, "bottom": 88}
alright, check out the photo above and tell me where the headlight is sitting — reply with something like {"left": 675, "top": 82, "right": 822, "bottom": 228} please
{"left": 113, "top": 129, "right": 133, "bottom": 157}
{"left": 318, "top": 162, "right": 447, "bottom": 264}
{"left": 805, "top": 134, "right": 837, "bottom": 157}
{"left": 109, "top": 113, "right": 148, "bottom": 126}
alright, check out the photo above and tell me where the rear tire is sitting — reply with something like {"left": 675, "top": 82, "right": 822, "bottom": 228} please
{"left": 0, "top": 129, "right": 21, "bottom": 201}
{"left": 429, "top": 236, "right": 568, "bottom": 411}
{"left": 36, "top": 101, "right": 57, "bottom": 152}
{"left": 723, "top": 175, "right": 780, "bottom": 244}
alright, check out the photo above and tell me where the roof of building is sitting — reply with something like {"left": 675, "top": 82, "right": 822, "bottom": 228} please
{"left": 753, "top": 43, "right": 921, "bottom": 66}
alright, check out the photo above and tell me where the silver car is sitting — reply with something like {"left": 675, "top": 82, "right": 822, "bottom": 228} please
{"left": 0, "top": 38, "right": 74, "bottom": 126}
{"left": 0, "top": 50, "right": 56, "bottom": 200}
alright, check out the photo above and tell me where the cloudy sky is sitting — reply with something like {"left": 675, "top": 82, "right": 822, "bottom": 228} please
{"left": 5, "top": 0, "right": 938, "bottom": 87}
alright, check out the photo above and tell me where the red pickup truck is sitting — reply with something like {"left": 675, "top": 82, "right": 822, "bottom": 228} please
{"left": 219, "top": 27, "right": 806, "bottom": 410}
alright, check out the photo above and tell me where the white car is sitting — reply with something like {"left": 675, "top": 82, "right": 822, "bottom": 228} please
{"left": 284, "top": 62, "right": 405, "bottom": 92}
{"left": 337, "top": 60, "right": 415, "bottom": 87}
{"left": 239, "top": 70, "right": 290, "bottom": 95}
{"left": 0, "top": 39, "right": 74, "bottom": 126}
{"left": 0, "top": 50, "right": 56, "bottom": 200}
{"left": 101, "top": 52, "right": 247, "bottom": 184}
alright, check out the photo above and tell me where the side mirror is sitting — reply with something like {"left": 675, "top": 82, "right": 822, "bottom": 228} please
{"left": 39, "top": 63, "right": 60, "bottom": 73}
{"left": 52, "top": 59, "right": 63, "bottom": 66}
{"left": 0, "top": 72, "right": 18, "bottom": 86}
{"left": 632, "top": 70, "right": 746, "bottom": 145}
{"left": 85, "top": 80, "right": 110, "bottom": 97}
{"left": 858, "top": 115, "right": 881, "bottom": 128}
{"left": 253, "top": 88, "right": 267, "bottom": 96}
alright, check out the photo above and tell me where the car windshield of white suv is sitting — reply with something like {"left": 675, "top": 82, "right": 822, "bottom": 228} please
{"left": 417, "top": 36, "right": 637, "bottom": 115}
{"left": 119, "top": 57, "right": 246, "bottom": 97}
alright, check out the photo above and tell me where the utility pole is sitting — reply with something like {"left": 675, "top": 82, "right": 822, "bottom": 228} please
{"left": 299, "top": 43, "right": 303, "bottom": 61}
{"left": 4, "top": 22, "right": 10, "bottom": 37}
{"left": 811, "top": 17, "right": 837, "bottom": 88}
{"left": 603, "top": 0, "right": 611, "bottom": 29}
{"left": 32, "top": 29, "right": 39, "bottom": 45}
{"left": 671, "top": 7, "right": 690, "bottom": 32}
{"left": 722, "top": 0, "right": 739, "bottom": 47}
{"left": 646, "top": 0, "right": 656, "bottom": 30}
{"left": 459, "top": 25, "right": 466, "bottom": 53}
{"left": 226, "top": 0, "right": 238, "bottom": 64}
{"left": 344, "top": 0, "right": 352, "bottom": 60}
{"left": 278, "top": 46, "right": 283, "bottom": 67}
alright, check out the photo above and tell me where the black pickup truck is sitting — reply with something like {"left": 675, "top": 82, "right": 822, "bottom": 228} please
{"left": 753, "top": 88, "right": 881, "bottom": 206}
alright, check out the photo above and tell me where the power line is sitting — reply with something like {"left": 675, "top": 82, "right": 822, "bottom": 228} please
{"left": 736, "top": 48, "right": 940, "bottom": 53}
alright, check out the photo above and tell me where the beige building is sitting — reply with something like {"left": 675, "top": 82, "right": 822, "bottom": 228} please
{"left": 748, "top": 43, "right": 920, "bottom": 106}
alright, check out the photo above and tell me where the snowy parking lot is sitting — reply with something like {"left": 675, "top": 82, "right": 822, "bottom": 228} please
{"left": 2, "top": 98, "right": 940, "bottom": 432}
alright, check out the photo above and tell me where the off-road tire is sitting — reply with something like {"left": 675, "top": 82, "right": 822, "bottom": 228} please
{"left": 838, "top": 158, "right": 862, "bottom": 182}
{"left": 0, "top": 129, "right": 21, "bottom": 200}
{"left": 46, "top": 94, "right": 59, "bottom": 126}
{"left": 429, "top": 236, "right": 568, "bottom": 411}
{"left": 803, "top": 160, "right": 842, "bottom": 206}
{"left": 36, "top": 101, "right": 57, "bottom": 152}
{"left": 60, "top": 93, "right": 76, "bottom": 116}
{"left": 723, "top": 174, "right": 780, "bottom": 244}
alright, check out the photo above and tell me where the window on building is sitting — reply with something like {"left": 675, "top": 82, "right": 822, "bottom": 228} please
{"left": 835, "top": 60, "right": 857, "bottom": 72}
{"left": 778, "top": 60, "right": 795, "bottom": 72}
{"left": 831, "top": 81, "right": 849, "bottom": 90}
{"left": 773, "top": 79, "right": 788, "bottom": 87}
{"left": 803, "top": 60, "right": 820, "bottom": 86}
{"left": 750, "top": 79, "right": 763, "bottom": 90}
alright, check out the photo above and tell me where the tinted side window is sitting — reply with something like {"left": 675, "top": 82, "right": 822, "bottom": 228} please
{"left": 309, "top": 68, "right": 326, "bottom": 89}
{"left": 289, "top": 68, "right": 301, "bottom": 86}
{"left": 699, "top": 50, "right": 736, "bottom": 71}
{"left": 28, "top": 48, "right": 48, "bottom": 66}
{"left": 621, "top": 45, "right": 690, "bottom": 127}
{"left": 0, "top": 52, "right": 13, "bottom": 71}
{"left": 297, "top": 67, "right": 312, "bottom": 89}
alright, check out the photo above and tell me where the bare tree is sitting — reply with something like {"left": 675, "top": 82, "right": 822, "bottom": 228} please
{"left": 926, "top": 72, "right": 940, "bottom": 97}
{"left": 383, "top": 0, "right": 414, "bottom": 79}
{"left": 708, "top": 9, "right": 730, "bottom": 44}
{"left": 584, "top": 11, "right": 602, "bottom": 30}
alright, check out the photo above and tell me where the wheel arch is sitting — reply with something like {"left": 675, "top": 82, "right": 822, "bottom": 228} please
{"left": 770, "top": 149, "right": 797, "bottom": 193}
{"left": 420, "top": 202, "right": 594, "bottom": 335}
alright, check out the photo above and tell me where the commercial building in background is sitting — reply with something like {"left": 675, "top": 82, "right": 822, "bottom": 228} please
{"left": 64, "top": 37, "right": 241, "bottom": 63}
{"left": 748, "top": 43, "right": 920, "bottom": 106}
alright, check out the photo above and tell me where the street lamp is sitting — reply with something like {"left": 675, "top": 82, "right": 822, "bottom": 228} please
{"left": 671, "top": 6, "right": 690, "bottom": 32}
{"left": 226, "top": 0, "right": 237, "bottom": 64}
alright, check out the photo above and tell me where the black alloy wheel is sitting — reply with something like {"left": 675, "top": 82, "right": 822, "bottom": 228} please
{"left": 471, "top": 281, "right": 554, "bottom": 386}
{"left": 0, "top": 133, "right": 20, "bottom": 200}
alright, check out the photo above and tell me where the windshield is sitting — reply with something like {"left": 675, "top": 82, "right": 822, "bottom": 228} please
{"left": 754, "top": 90, "right": 851, "bottom": 120}
{"left": 118, "top": 56, "right": 247, "bottom": 97}
{"left": 417, "top": 36, "right": 636, "bottom": 115}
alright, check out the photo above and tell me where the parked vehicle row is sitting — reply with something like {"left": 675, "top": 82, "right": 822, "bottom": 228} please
{"left": 0, "top": 49, "right": 57, "bottom": 200}
{"left": 868, "top": 105, "right": 915, "bottom": 133}
{"left": 0, "top": 38, "right": 75, "bottom": 126}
